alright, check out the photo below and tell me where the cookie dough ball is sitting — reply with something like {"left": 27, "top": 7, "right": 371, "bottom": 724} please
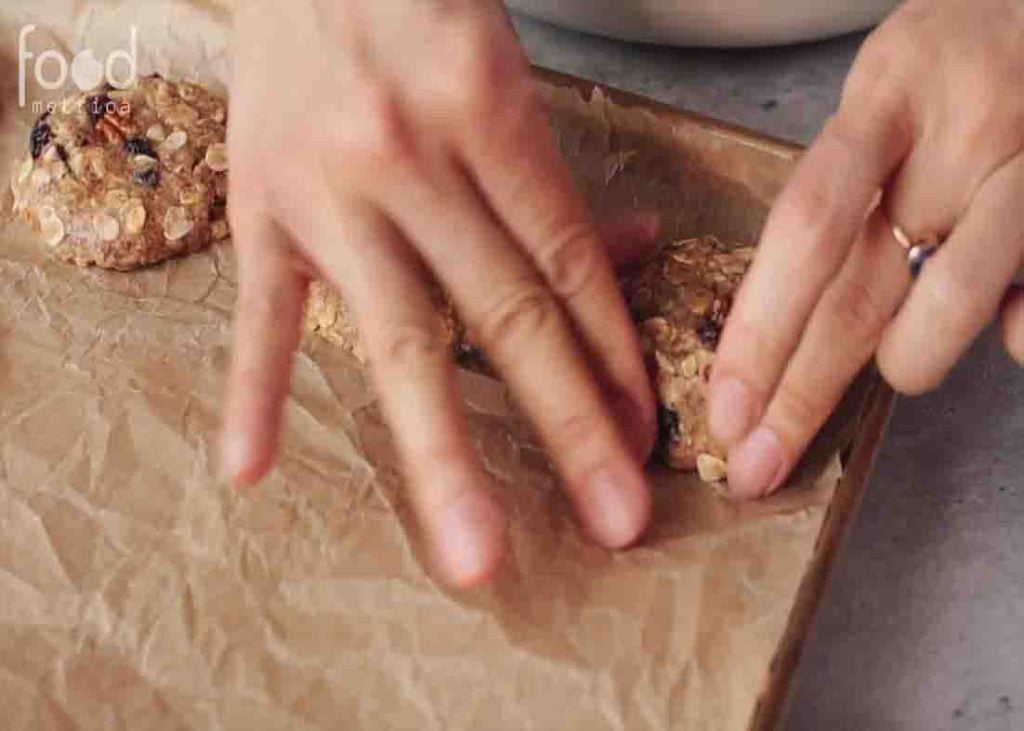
{"left": 10, "top": 75, "right": 231, "bottom": 270}
{"left": 305, "top": 280, "right": 469, "bottom": 363}
{"left": 623, "top": 236, "right": 754, "bottom": 477}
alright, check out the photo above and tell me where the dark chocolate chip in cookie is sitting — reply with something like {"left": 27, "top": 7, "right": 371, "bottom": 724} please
{"left": 30, "top": 118, "right": 53, "bottom": 159}
{"left": 87, "top": 94, "right": 111, "bottom": 126}
{"left": 133, "top": 168, "right": 161, "bottom": 188}
{"left": 697, "top": 315, "right": 722, "bottom": 348}
{"left": 124, "top": 137, "right": 158, "bottom": 158}
{"left": 657, "top": 405, "right": 683, "bottom": 446}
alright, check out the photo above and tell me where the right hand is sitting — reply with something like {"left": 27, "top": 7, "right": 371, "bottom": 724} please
{"left": 220, "top": 0, "right": 658, "bottom": 586}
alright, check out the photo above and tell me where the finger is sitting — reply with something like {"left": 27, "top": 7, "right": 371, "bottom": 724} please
{"left": 303, "top": 194, "right": 507, "bottom": 588}
{"left": 382, "top": 163, "right": 651, "bottom": 549}
{"left": 878, "top": 154, "right": 1024, "bottom": 394}
{"left": 457, "top": 89, "right": 657, "bottom": 462}
{"left": 884, "top": 112, "right": 1019, "bottom": 247}
{"left": 221, "top": 214, "right": 308, "bottom": 488}
{"left": 598, "top": 209, "right": 661, "bottom": 271}
{"left": 708, "top": 85, "right": 913, "bottom": 449}
{"left": 726, "top": 208, "right": 910, "bottom": 499}
{"left": 1001, "top": 287, "right": 1024, "bottom": 366}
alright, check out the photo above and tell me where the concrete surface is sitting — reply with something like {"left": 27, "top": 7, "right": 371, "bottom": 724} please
{"left": 513, "top": 14, "right": 1024, "bottom": 731}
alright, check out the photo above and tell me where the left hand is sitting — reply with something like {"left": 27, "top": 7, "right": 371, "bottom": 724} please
{"left": 708, "top": 0, "right": 1024, "bottom": 498}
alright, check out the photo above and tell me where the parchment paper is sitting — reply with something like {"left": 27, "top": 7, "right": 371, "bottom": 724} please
{"left": 0, "top": 3, "right": 869, "bottom": 729}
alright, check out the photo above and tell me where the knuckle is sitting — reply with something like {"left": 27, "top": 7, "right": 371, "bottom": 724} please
{"left": 350, "top": 86, "right": 415, "bottom": 168}
{"left": 370, "top": 321, "right": 449, "bottom": 373}
{"left": 852, "top": 3, "right": 931, "bottom": 83}
{"left": 548, "top": 407, "right": 607, "bottom": 462}
{"left": 963, "top": 102, "right": 1024, "bottom": 159}
{"left": 824, "top": 274, "right": 894, "bottom": 343}
{"left": 537, "top": 222, "right": 604, "bottom": 302}
{"left": 442, "top": 22, "right": 528, "bottom": 113}
{"left": 844, "top": 33, "right": 904, "bottom": 100}
{"left": 723, "top": 314, "right": 793, "bottom": 378}
{"left": 778, "top": 179, "right": 837, "bottom": 243}
{"left": 238, "top": 283, "right": 287, "bottom": 324}
{"left": 474, "top": 282, "right": 559, "bottom": 359}
{"left": 407, "top": 440, "right": 470, "bottom": 481}
{"left": 770, "top": 381, "right": 824, "bottom": 437}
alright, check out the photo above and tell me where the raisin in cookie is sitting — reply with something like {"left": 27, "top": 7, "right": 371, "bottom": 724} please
{"left": 622, "top": 237, "right": 753, "bottom": 478}
{"left": 10, "top": 76, "right": 230, "bottom": 270}
{"left": 304, "top": 236, "right": 753, "bottom": 482}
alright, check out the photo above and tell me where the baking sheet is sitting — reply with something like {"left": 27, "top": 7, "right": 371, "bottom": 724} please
{"left": 0, "top": 3, "right": 877, "bottom": 729}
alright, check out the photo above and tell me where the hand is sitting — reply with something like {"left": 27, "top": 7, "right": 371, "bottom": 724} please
{"left": 709, "top": 0, "right": 1024, "bottom": 498}
{"left": 220, "top": 0, "right": 658, "bottom": 586}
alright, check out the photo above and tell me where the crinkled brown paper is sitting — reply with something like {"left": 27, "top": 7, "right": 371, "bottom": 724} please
{"left": 0, "top": 3, "right": 874, "bottom": 729}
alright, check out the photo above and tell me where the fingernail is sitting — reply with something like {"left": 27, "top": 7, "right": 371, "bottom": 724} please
{"left": 434, "top": 492, "right": 506, "bottom": 588}
{"left": 727, "top": 426, "right": 788, "bottom": 500}
{"left": 577, "top": 466, "right": 650, "bottom": 549}
{"left": 708, "top": 376, "right": 758, "bottom": 446}
{"left": 219, "top": 432, "right": 252, "bottom": 487}
{"left": 611, "top": 392, "right": 656, "bottom": 462}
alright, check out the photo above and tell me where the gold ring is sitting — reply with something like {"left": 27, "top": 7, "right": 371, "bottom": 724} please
{"left": 891, "top": 222, "right": 942, "bottom": 278}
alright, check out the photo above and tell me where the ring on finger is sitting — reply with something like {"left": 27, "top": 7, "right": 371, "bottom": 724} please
{"left": 890, "top": 220, "right": 944, "bottom": 279}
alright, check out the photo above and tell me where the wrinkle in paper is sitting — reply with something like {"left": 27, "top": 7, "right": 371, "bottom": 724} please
{"left": 0, "top": 3, "right": 869, "bottom": 730}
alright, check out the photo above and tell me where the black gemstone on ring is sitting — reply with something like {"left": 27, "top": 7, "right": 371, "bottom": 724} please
{"left": 908, "top": 245, "right": 939, "bottom": 278}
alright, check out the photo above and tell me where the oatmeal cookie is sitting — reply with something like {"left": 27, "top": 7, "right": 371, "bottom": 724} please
{"left": 304, "top": 236, "right": 753, "bottom": 481}
{"left": 10, "top": 75, "right": 231, "bottom": 270}
{"left": 622, "top": 236, "right": 753, "bottom": 477}
{"left": 306, "top": 280, "right": 472, "bottom": 364}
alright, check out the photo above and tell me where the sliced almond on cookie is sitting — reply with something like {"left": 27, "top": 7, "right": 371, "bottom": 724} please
{"left": 696, "top": 454, "right": 728, "bottom": 484}
{"left": 654, "top": 349, "right": 676, "bottom": 376}
{"left": 131, "top": 154, "right": 159, "bottom": 170}
{"left": 179, "top": 188, "right": 204, "bottom": 206}
{"left": 204, "top": 143, "right": 228, "bottom": 172}
{"left": 681, "top": 354, "right": 699, "bottom": 379}
{"left": 211, "top": 219, "right": 230, "bottom": 240}
{"left": 94, "top": 212, "right": 120, "bottom": 242}
{"left": 161, "top": 129, "right": 188, "bottom": 153}
{"left": 123, "top": 200, "right": 147, "bottom": 235}
{"left": 67, "top": 151, "right": 87, "bottom": 178}
{"left": 29, "top": 167, "right": 52, "bottom": 189}
{"left": 177, "top": 83, "right": 199, "bottom": 103}
{"left": 105, "top": 189, "right": 129, "bottom": 208}
{"left": 38, "top": 207, "right": 66, "bottom": 247}
{"left": 146, "top": 124, "right": 167, "bottom": 142}
{"left": 17, "top": 157, "right": 34, "bottom": 184}
{"left": 164, "top": 105, "right": 199, "bottom": 126}
{"left": 89, "top": 154, "right": 106, "bottom": 180}
{"left": 657, "top": 375, "right": 684, "bottom": 405}
{"left": 163, "top": 206, "right": 194, "bottom": 241}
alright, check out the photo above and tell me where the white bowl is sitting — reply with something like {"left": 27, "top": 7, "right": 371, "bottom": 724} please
{"left": 508, "top": 0, "right": 899, "bottom": 47}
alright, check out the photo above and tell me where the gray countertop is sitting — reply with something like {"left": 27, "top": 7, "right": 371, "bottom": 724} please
{"left": 514, "top": 14, "right": 1024, "bottom": 731}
